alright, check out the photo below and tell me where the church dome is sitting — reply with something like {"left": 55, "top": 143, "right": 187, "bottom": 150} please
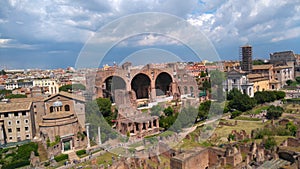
{"left": 53, "top": 101, "right": 63, "bottom": 107}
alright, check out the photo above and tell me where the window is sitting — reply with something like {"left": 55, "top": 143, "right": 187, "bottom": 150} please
{"left": 22, "top": 112, "right": 26, "bottom": 116}
{"left": 25, "top": 127, "right": 29, "bottom": 131}
{"left": 8, "top": 128, "right": 12, "bottom": 133}
{"left": 9, "top": 137, "right": 12, "bottom": 140}
{"left": 184, "top": 86, "right": 188, "bottom": 94}
{"left": 50, "top": 106, "right": 54, "bottom": 113}
{"left": 4, "top": 113, "right": 8, "bottom": 118}
{"left": 16, "top": 120, "right": 20, "bottom": 125}
{"left": 26, "top": 134, "right": 30, "bottom": 139}
{"left": 64, "top": 105, "right": 70, "bottom": 111}
{"left": 14, "top": 112, "right": 18, "bottom": 117}
{"left": 17, "top": 128, "right": 20, "bottom": 132}
{"left": 7, "top": 121, "right": 12, "bottom": 126}
{"left": 24, "top": 119, "right": 29, "bottom": 124}
{"left": 34, "top": 105, "right": 36, "bottom": 108}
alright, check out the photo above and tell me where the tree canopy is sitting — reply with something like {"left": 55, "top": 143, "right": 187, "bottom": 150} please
{"left": 228, "top": 89, "right": 256, "bottom": 112}
{"left": 5, "top": 94, "right": 27, "bottom": 99}
{"left": 85, "top": 100, "right": 117, "bottom": 142}
{"left": 59, "top": 84, "right": 86, "bottom": 92}
{"left": 266, "top": 105, "right": 283, "bottom": 120}
{"left": 197, "top": 101, "right": 211, "bottom": 121}
{"left": 150, "top": 105, "right": 163, "bottom": 116}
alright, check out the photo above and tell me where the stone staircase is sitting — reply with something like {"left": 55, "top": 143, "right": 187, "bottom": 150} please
{"left": 67, "top": 151, "right": 79, "bottom": 162}
{"left": 37, "top": 141, "right": 48, "bottom": 162}
{"left": 259, "top": 159, "right": 290, "bottom": 169}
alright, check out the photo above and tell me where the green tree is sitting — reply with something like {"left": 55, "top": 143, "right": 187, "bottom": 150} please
{"left": 252, "top": 59, "right": 265, "bottom": 65}
{"left": 264, "top": 137, "right": 277, "bottom": 150}
{"left": 286, "top": 122, "right": 298, "bottom": 136}
{"left": 0, "top": 69, "right": 6, "bottom": 75}
{"left": 0, "top": 89, "right": 12, "bottom": 98}
{"left": 296, "top": 77, "right": 300, "bottom": 83}
{"left": 266, "top": 105, "right": 283, "bottom": 120}
{"left": 178, "top": 106, "right": 198, "bottom": 128}
{"left": 96, "top": 98, "right": 112, "bottom": 117}
{"left": 163, "top": 106, "right": 174, "bottom": 116}
{"left": 202, "top": 80, "right": 211, "bottom": 91}
{"left": 59, "top": 83, "right": 86, "bottom": 92}
{"left": 231, "top": 110, "right": 242, "bottom": 119}
{"left": 150, "top": 105, "right": 163, "bottom": 116}
{"left": 228, "top": 93, "right": 256, "bottom": 112}
{"left": 200, "top": 71, "right": 206, "bottom": 77}
{"left": 85, "top": 100, "right": 117, "bottom": 142}
{"left": 274, "top": 91, "right": 285, "bottom": 100}
{"left": 198, "top": 101, "right": 211, "bottom": 121}
{"left": 5, "top": 94, "right": 27, "bottom": 99}
{"left": 286, "top": 80, "right": 293, "bottom": 86}
{"left": 227, "top": 88, "right": 242, "bottom": 100}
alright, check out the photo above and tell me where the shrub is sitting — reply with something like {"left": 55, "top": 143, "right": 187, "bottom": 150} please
{"left": 54, "top": 154, "right": 69, "bottom": 162}
{"left": 266, "top": 105, "right": 283, "bottom": 120}
{"left": 2, "top": 160, "right": 30, "bottom": 169}
{"left": 264, "top": 137, "right": 277, "bottom": 150}
{"left": 76, "top": 149, "right": 86, "bottom": 156}
{"left": 231, "top": 110, "right": 242, "bottom": 119}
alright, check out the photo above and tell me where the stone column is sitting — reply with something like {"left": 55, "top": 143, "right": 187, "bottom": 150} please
{"left": 85, "top": 123, "right": 90, "bottom": 148}
{"left": 156, "top": 119, "right": 159, "bottom": 128}
{"left": 150, "top": 78, "right": 156, "bottom": 101}
{"left": 138, "top": 123, "right": 142, "bottom": 133}
{"left": 133, "top": 123, "right": 137, "bottom": 133}
{"left": 98, "top": 126, "right": 102, "bottom": 145}
{"left": 0, "top": 122, "right": 4, "bottom": 145}
{"left": 145, "top": 122, "right": 148, "bottom": 130}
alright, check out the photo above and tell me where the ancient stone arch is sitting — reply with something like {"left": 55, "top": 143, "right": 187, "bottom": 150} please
{"left": 131, "top": 73, "right": 151, "bottom": 99}
{"left": 155, "top": 72, "right": 173, "bottom": 96}
{"left": 103, "top": 75, "right": 127, "bottom": 101}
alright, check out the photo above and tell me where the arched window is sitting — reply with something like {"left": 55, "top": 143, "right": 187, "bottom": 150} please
{"left": 64, "top": 105, "right": 70, "bottom": 111}
{"left": 190, "top": 86, "right": 194, "bottom": 93}
{"left": 184, "top": 86, "right": 188, "bottom": 94}
{"left": 50, "top": 106, "right": 54, "bottom": 113}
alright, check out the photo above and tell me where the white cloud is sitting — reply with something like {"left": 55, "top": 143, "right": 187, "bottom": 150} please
{"left": 0, "top": 38, "right": 37, "bottom": 49}
{"left": 0, "top": 38, "right": 12, "bottom": 45}
{"left": 271, "top": 27, "right": 300, "bottom": 42}
{"left": 187, "top": 0, "right": 300, "bottom": 47}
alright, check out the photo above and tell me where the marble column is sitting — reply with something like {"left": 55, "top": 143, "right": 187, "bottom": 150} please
{"left": 85, "top": 123, "right": 90, "bottom": 148}
{"left": 98, "top": 126, "right": 101, "bottom": 145}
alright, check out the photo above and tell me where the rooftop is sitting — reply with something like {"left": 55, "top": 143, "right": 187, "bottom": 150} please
{"left": 252, "top": 64, "right": 273, "bottom": 70}
{"left": 0, "top": 102, "right": 32, "bottom": 113}
{"left": 44, "top": 91, "right": 85, "bottom": 102}
{"left": 42, "top": 111, "right": 74, "bottom": 120}
{"left": 172, "top": 147, "right": 206, "bottom": 161}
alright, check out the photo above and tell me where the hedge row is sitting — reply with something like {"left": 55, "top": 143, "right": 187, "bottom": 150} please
{"left": 54, "top": 154, "right": 69, "bottom": 162}
{"left": 76, "top": 149, "right": 86, "bottom": 156}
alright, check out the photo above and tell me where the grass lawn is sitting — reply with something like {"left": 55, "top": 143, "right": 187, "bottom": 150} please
{"left": 95, "top": 152, "right": 118, "bottom": 166}
{"left": 284, "top": 103, "right": 300, "bottom": 108}
{"left": 214, "top": 119, "right": 266, "bottom": 141}
{"left": 245, "top": 105, "right": 269, "bottom": 115}
{"left": 234, "top": 116, "right": 261, "bottom": 121}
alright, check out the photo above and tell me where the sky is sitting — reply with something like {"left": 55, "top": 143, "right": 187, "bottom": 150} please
{"left": 0, "top": 0, "right": 300, "bottom": 69}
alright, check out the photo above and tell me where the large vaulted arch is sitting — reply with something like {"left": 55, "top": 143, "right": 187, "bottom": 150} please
{"left": 103, "top": 76, "right": 126, "bottom": 101}
{"left": 155, "top": 72, "right": 172, "bottom": 96}
{"left": 131, "top": 73, "right": 151, "bottom": 99}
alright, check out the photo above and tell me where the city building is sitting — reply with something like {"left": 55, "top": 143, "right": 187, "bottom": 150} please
{"left": 240, "top": 45, "right": 253, "bottom": 72}
{"left": 33, "top": 79, "right": 60, "bottom": 95}
{"left": 0, "top": 101, "right": 36, "bottom": 144}
{"left": 224, "top": 69, "right": 254, "bottom": 97}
